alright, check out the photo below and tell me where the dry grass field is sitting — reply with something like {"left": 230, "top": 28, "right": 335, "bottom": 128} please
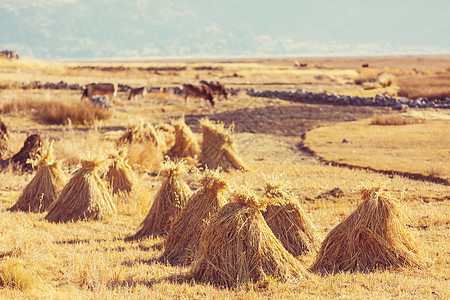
{"left": 0, "top": 56, "right": 449, "bottom": 299}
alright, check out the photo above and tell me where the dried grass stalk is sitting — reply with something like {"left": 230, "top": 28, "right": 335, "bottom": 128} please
{"left": 9, "top": 141, "right": 67, "bottom": 213}
{"left": 131, "top": 159, "right": 192, "bottom": 239}
{"left": 163, "top": 168, "right": 228, "bottom": 265}
{"left": 104, "top": 148, "right": 135, "bottom": 194}
{"left": 262, "top": 177, "right": 319, "bottom": 256}
{"left": 188, "top": 188, "right": 308, "bottom": 288}
{"left": 311, "top": 182, "right": 424, "bottom": 274}
{"left": 199, "top": 118, "right": 248, "bottom": 172}
{"left": 45, "top": 157, "right": 116, "bottom": 223}
{"left": 168, "top": 117, "right": 200, "bottom": 158}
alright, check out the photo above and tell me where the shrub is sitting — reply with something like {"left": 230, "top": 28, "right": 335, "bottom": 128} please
{"left": 35, "top": 101, "right": 112, "bottom": 125}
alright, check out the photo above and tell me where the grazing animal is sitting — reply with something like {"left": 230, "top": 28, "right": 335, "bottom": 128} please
{"left": 361, "top": 63, "right": 369, "bottom": 68}
{"left": 81, "top": 83, "right": 117, "bottom": 101}
{"left": 183, "top": 84, "right": 214, "bottom": 107}
{"left": 199, "top": 80, "right": 229, "bottom": 100}
{"left": 128, "top": 87, "right": 147, "bottom": 100}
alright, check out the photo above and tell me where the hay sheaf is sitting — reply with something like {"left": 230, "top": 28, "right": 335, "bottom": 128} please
{"left": 104, "top": 148, "right": 135, "bottom": 194}
{"left": 311, "top": 182, "right": 424, "bottom": 274}
{"left": 0, "top": 134, "right": 42, "bottom": 172}
{"left": 199, "top": 118, "right": 248, "bottom": 172}
{"left": 168, "top": 117, "right": 200, "bottom": 159}
{"left": 131, "top": 159, "right": 192, "bottom": 240}
{"left": 118, "top": 122, "right": 166, "bottom": 149}
{"left": 262, "top": 178, "right": 319, "bottom": 256}
{"left": 0, "top": 118, "right": 8, "bottom": 160}
{"left": 188, "top": 188, "right": 308, "bottom": 288}
{"left": 45, "top": 158, "right": 116, "bottom": 223}
{"left": 163, "top": 168, "right": 228, "bottom": 266}
{"left": 9, "top": 141, "right": 67, "bottom": 213}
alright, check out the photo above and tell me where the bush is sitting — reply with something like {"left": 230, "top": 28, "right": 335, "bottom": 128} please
{"left": 35, "top": 101, "right": 112, "bottom": 125}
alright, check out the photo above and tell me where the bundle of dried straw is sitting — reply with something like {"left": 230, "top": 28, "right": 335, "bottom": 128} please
{"left": 9, "top": 141, "right": 67, "bottom": 213}
{"left": 262, "top": 177, "right": 319, "bottom": 256}
{"left": 104, "top": 148, "right": 135, "bottom": 194}
{"left": 167, "top": 117, "right": 200, "bottom": 159}
{"left": 163, "top": 168, "right": 228, "bottom": 265}
{"left": 131, "top": 159, "right": 192, "bottom": 240}
{"left": 45, "top": 157, "right": 116, "bottom": 222}
{"left": 188, "top": 187, "right": 308, "bottom": 288}
{"left": 199, "top": 118, "right": 248, "bottom": 172}
{"left": 0, "top": 118, "right": 8, "bottom": 160}
{"left": 311, "top": 182, "right": 424, "bottom": 274}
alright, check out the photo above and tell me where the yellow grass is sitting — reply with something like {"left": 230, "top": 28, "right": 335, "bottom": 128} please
{"left": 0, "top": 56, "right": 449, "bottom": 298}
{"left": 303, "top": 117, "right": 450, "bottom": 180}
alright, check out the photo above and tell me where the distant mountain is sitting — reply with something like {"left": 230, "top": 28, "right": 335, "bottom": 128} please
{"left": 1, "top": 0, "right": 449, "bottom": 60}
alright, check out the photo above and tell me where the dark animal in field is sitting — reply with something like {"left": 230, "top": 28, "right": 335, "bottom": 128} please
{"left": 128, "top": 87, "right": 147, "bottom": 100}
{"left": 200, "top": 80, "right": 229, "bottom": 100}
{"left": 81, "top": 83, "right": 117, "bottom": 101}
{"left": 183, "top": 84, "right": 214, "bottom": 107}
{"left": 361, "top": 63, "right": 369, "bottom": 68}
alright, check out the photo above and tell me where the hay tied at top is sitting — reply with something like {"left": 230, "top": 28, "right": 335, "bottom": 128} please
{"left": 163, "top": 168, "right": 228, "bottom": 266}
{"left": 104, "top": 148, "right": 136, "bottom": 194}
{"left": 0, "top": 134, "right": 42, "bottom": 172}
{"left": 130, "top": 158, "right": 192, "bottom": 240}
{"left": 45, "top": 155, "right": 116, "bottom": 223}
{"left": 311, "top": 182, "right": 424, "bottom": 274}
{"left": 199, "top": 118, "right": 248, "bottom": 172}
{"left": 167, "top": 117, "right": 200, "bottom": 159}
{"left": 0, "top": 118, "right": 8, "bottom": 160}
{"left": 262, "top": 176, "right": 319, "bottom": 256}
{"left": 118, "top": 121, "right": 167, "bottom": 150}
{"left": 9, "top": 140, "right": 67, "bottom": 213}
{"left": 188, "top": 187, "right": 309, "bottom": 288}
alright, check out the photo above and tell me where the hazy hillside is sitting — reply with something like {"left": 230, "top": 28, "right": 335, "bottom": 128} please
{"left": 1, "top": 0, "right": 449, "bottom": 59}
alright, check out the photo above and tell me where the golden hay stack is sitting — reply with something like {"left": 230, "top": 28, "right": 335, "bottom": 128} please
{"left": 118, "top": 122, "right": 166, "bottom": 149}
{"left": 131, "top": 159, "right": 192, "bottom": 240}
{"left": 262, "top": 177, "right": 319, "bottom": 256}
{"left": 0, "top": 118, "right": 8, "bottom": 160}
{"left": 188, "top": 187, "right": 309, "bottom": 288}
{"left": 9, "top": 141, "right": 67, "bottom": 213}
{"left": 45, "top": 157, "right": 116, "bottom": 223}
{"left": 104, "top": 148, "right": 135, "bottom": 194}
{"left": 311, "top": 182, "right": 424, "bottom": 274}
{"left": 163, "top": 168, "right": 228, "bottom": 266}
{"left": 167, "top": 117, "right": 200, "bottom": 159}
{"left": 199, "top": 118, "right": 248, "bottom": 172}
{"left": 0, "top": 134, "right": 42, "bottom": 172}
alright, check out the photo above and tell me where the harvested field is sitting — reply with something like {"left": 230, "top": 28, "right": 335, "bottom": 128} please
{"left": 0, "top": 56, "right": 449, "bottom": 299}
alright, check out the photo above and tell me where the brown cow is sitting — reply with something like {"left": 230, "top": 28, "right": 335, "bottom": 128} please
{"left": 200, "top": 80, "right": 229, "bottom": 100}
{"left": 183, "top": 84, "right": 214, "bottom": 107}
{"left": 128, "top": 87, "right": 147, "bottom": 100}
{"left": 81, "top": 83, "right": 117, "bottom": 101}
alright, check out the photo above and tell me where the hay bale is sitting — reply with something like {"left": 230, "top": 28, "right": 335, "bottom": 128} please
{"left": 0, "top": 134, "right": 42, "bottom": 172}
{"left": 45, "top": 157, "right": 116, "bottom": 223}
{"left": 262, "top": 177, "right": 319, "bottom": 256}
{"left": 118, "top": 122, "right": 165, "bottom": 149}
{"left": 104, "top": 148, "right": 135, "bottom": 194}
{"left": 199, "top": 118, "right": 248, "bottom": 172}
{"left": 167, "top": 117, "right": 200, "bottom": 159}
{"left": 9, "top": 141, "right": 67, "bottom": 213}
{"left": 311, "top": 182, "right": 424, "bottom": 274}
{"left": 163, "top": 168, "right": 228, "bottom": 265}
{"left": 188, "top": 188, "right": 308, "bottom": 288}
{"left": 0, "top": 118, "right": 8, "bottom": 160}
{"left": 131, "top": 159, "right": 192, "bottom": 239}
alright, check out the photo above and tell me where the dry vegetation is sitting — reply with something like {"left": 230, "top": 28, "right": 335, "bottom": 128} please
{"left": 0, "top": 56, "right": 449, "bottom": 299}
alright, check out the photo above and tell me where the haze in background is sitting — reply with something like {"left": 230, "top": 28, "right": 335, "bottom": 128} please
{"left": 1, "top": 0, "right": 449, "bottom": 60}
